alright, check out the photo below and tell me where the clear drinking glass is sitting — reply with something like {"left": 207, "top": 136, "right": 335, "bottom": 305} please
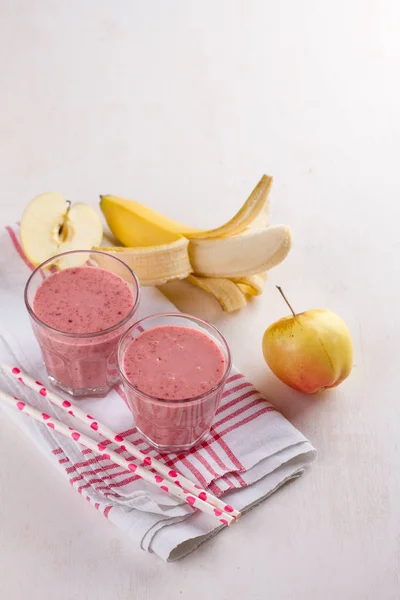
{"left": 117, "top": 313, "right": 232, "bottom": 453}
{"left": 25, "top": 250, "right": 140, "bottom": 398}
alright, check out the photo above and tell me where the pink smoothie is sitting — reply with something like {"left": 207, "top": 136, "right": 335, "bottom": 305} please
{"left": 121, "top": 325, "right": 227, "bottom": 450}
{"left": 32, "top": 266, "right": 137, "bottom": 395}
{"left": 123, "top": 326, "right": 225, "bottom": 399}
{"left": 34, "top": 267, "right": 134, "bottom": 333}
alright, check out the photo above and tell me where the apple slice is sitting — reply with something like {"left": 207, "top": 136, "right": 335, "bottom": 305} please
{"left": 20, "top": 192, "right": 103, "bottom": 268}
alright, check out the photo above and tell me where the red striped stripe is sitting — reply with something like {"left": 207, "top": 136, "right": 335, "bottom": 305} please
{"left": 69, "top": 463, "right": 121, "bottom": 484}
{"left": 226, "top": 373, "right": 244, "bottom": 385}
{"left": 201, "top": 441, "right": 229, "bottom": 473}
{"left": 221, "top": 380, "right": 251, "bottom": 399}
{"left": 103, "top": 506, "right": 112, "bottom": 518}
{"left": 209, "top": 431, "right": 244, "bottom": 471}
{"left": 230, "top": 472, "right": 247, "bottom": 487}
{"left": 208, "top": 481, "right": 223, "bottom": 496}
{"left": 217, "top": 389, "right": 259, "bottom": 416}
{"left": 213, "top": 397, "right": 265, "bottom": 430}
{"left": 219, "top": 406, "right": 275, "bottom": 438}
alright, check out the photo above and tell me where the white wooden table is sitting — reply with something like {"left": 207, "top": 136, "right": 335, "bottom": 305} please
{"left": 0, "top": 2, "right": 399, "bottom": 598}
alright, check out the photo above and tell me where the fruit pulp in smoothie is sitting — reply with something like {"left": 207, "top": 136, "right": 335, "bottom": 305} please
{"left": 32, "top": 266, "right": 136, "bottom": 395}
{"left": 122, "top": 325, "right": 226, "bottom": 449}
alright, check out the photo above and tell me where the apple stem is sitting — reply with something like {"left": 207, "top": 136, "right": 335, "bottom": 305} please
{"left": 276, "top": 286, "right": 296, "bottom": 317}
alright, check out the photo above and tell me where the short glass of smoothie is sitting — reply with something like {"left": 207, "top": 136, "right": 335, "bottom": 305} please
{"left": 117, "top": 313, "right": 232, "bottom": 452}
{"left": 25, "top": 250, "right": 140, "bottom": 397}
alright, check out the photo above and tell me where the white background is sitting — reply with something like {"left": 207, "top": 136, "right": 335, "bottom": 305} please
{"left": 0, "top": 1, "right": 399, "bottom": 598}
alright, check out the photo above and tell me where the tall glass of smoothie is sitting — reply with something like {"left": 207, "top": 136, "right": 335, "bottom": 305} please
{"left": 117, "top": 313, "right": 231, "bottom": 452}
{"left": 25, "top": 250, "right": 140, "bottom": 397}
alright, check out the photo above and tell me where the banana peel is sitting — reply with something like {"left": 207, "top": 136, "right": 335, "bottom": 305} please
{"left": 187, "top": 275, "right": 247, "bottom": 312}
{"left": 93, "top": 238, "right": 191, "bottom": 286}
{"left": 98, "top": 175, "right": 290, "bottom": 311}
{"left": 100, "top": 174, "right": 272, "bottom": 244}
{"left": 233, "top": 272, "right": 268, "bottom": 296}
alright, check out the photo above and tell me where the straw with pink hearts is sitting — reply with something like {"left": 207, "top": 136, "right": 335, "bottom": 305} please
{"left": 1, "top": 364, "right": 241, "bottom": 526}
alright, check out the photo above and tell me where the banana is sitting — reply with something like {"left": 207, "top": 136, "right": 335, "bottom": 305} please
{"left": 187, "top": 275, "right": 247, "bottom": 312}
{"left": 96, "top": 174, "right": 291, "bottom": 312}
{"left": 99, "top": 174, "right": 272, "bottom": 244}
{"left": 233, "top": 272, "right": 268, "bottom": 296}
{"left": 188, "top": 225, "right": 292, "bottom": 278}
{"left": 93, "top": 238, "right": 191, "bottom": 286}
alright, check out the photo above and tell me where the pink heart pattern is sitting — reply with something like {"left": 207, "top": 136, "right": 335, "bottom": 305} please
{"left": 186, "top": 496, "right": 196, "bottom": 506}
{"left": 42, "top": 413, "right": 50, "bottom": 420}
{"left": 68, "top": 410, "right": 74, "bottom": 416}
{"left": 87, "top": 415, "right": 94, "bottom": 420}
{"left": 39, "top": 388, "right": 47, "bottom": 397}
{"left": 98, "top": 443, "right": 106, "bottom": 452}
{"left": 128, "top": 463, "right": 137, "bottom": 472}
{"left": 155, "top": 475, "right": 163, "bottom": 483}
{"left": 62, "top": 400, "right": 71, "bottom": 408}
{"left": 214, "top": 508, "right": 223, "bottom": 516}
{"left": 220, "top": 519, "right": 228, "bottom": 526}
{"left": 160, "top": 485, "right": 169, "bottom": 492}
{"left": 35, "top": 380, "right": 43, "bottom": 386}
{"left": 90, "top": 422, "right": 99, "bottom": 431}
{"left": 71, "top": 432, "right": 80, "bottom": 441}
{"left": 224, "top": 505, "right": 234, "bottom": 512}
{"left": 114, "top": 435, "right": 123, "bottom": 442}
{"left": 12, "top": 367, "right": 20, "bottom": 374}
{"left": 168, "top": 470, "right": 178, "bottom": 478}
{"left": 16, "top": 401, "right": 25, "bottom": 411}
{"left": 143, "top": 456, "right": 152, "bottom": 466}
{"left": 103, "top": 453, "right": 110, "bottom": 460}
{"left": 47, "top": 423, "right": 55, "bottom": 429}
{"left": 198, "top": 492, "right": 207, "bottom": 501}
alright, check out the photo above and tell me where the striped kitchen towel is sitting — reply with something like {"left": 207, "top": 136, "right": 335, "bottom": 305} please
{"left": 0, "top": 223, "right": 316, "bottom": 561}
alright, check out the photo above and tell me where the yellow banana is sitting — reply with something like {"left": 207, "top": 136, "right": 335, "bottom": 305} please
{"left": 96, "top": 174, "right": 290, "bottom": 311}
{"left": 100, "top": 174, "right": 272, "bottom": 244}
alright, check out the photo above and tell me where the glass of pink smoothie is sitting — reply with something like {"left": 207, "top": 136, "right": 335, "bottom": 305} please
{"left": 25, "top": 250, "right": 140, "bottom": 397}
{"left": 117, "top": 313, "right": 232, "bottom": 452}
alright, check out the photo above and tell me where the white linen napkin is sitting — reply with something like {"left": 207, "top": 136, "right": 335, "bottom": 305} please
{"left": 0, "top": 223, "right": 316, "bottom": 561}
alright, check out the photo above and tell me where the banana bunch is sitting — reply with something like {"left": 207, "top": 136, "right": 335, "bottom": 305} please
{"left": 96, "top": 175, "right": 292, "bottom": 312}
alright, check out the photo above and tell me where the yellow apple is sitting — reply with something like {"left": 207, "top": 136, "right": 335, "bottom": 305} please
{"left": 262, "top": 287, "right": 353, "bottom": 394}
{"left": 20, "top": 192, "right": 103, "bottom": 268}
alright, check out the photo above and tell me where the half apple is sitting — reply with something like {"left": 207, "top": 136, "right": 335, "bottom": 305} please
{"left": 20, "top": 192, "right": 103, "bottom": 268}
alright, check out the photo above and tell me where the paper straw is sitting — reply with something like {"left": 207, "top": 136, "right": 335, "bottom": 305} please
{"left": 2, "top": 365, "right": 240, "bottom": 524}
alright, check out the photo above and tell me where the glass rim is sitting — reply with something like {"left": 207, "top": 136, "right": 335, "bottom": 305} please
{"left": 24, "top": 249, "right": 141, "bottom": 339}
{"left": 117, "top": 311, "right": 232, "bottom": 405}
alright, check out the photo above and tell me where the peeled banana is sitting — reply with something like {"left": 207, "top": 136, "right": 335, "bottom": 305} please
{"left": 99, "top": 175, "right": 291, "bottom": 311}
{"left": 188, "top": 225, "right": 292, "bottom": 279}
